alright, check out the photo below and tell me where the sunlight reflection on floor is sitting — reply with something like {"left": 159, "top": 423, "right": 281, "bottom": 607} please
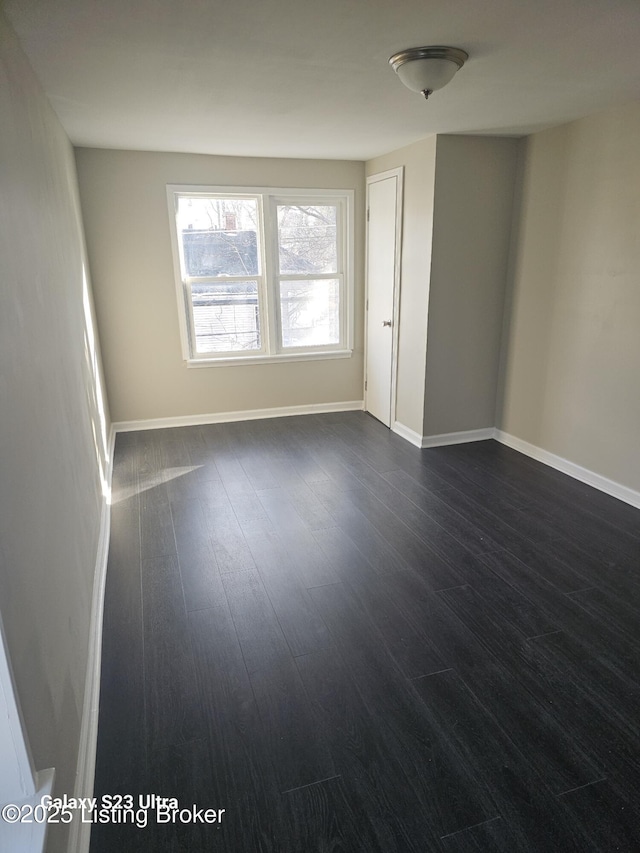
{"left": 110, "top": 466, "right": 203, "bottom": 504}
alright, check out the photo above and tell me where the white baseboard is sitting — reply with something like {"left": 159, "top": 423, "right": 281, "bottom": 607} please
{"left": 113, "top": 400, "right": 364, "bottom": 432}
{"left": 67, "top": 425, "right": 116, "bottom": 853}
{"left": 391, "top": 421, "right": 424, "bottom": 447}
{"left": 495, "top": 430, "right": 640, "bottom": 510}
{"left": 420, "top": 427, "right": 496, "bottom": 449}
{"left": 393, "top": 423, "right": 496, "bottom": 449}
{"left": 0, "top": 768, "right": 55, "bottom": 853}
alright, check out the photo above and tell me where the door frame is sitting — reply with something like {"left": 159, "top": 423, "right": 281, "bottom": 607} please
{"left": 364, "top": 167, "right": 404, "bottom": 427}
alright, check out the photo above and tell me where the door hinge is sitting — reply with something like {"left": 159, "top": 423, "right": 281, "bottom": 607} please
{"left": 367, "top": 208, "right": 370, "bottom": 222}
{"left": 366, "top": 299, "right": 368, "bottom": 311}
{"left": 365, "top": 379, "right": 367, "bottom": 391}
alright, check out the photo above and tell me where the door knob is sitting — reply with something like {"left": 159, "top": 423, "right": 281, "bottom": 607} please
{"left": 382, "top": 320, "right": 392, "bottom": 327}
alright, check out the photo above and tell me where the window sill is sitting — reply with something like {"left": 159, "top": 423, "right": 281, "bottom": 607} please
{"left": 185, "top": 349, "right": 353, "bottom": 368}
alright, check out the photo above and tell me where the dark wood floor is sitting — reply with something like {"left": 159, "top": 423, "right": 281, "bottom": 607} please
{"left": 90, "top": 411, "right": 640, "bottom": 852}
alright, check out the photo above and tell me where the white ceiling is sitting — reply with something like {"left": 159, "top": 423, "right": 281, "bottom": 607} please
{"left": 5, "top": 0, "right": 640, "bottom": 161}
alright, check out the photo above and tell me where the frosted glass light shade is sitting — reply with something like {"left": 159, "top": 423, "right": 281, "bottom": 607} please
{"left": 389, "top": 46, "right": 468, "bottom": 98}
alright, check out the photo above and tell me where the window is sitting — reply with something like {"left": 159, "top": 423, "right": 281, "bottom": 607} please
{"left": 167, "top": 185, "right": 354, "bottom": 365}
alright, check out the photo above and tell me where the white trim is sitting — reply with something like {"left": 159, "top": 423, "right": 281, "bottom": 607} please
{"left": 364, "top": 167, "right": 404, "bottom": 428}
{"left": 166, "top": 183, "right": 353, "bottom": 199}
{"left": 420, "top": 428, "right": 496, "bottom": 449}
{"left": 0, "top": 619, "right": 36, "bottom": 805}
{"left": 66, "top": 424, "right": 115, "bottom": 853}
{"left": 185, "top": 348, "right": 353, "bottom": 368}
{"left": 392, "top": 423, "right": 496, "bottom": 449}
{"left": 495, "top": 430, "right": 640, "bottom": 510}
{"left": 165, "top": 187, "right": 192, "bottom": 362}
{"left": 0, "top": 767, "right": 55, "bottom": 853}
{"left": 391, "top": 420, "right": 424, "bottom": 448}
{"left": 113, "top": 401, "right": 364, "bottom": 433}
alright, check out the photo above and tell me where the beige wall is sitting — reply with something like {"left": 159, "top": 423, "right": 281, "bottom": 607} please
{"left": 75, "top": 148, "right": 365, "bottom": 423}
{"left": 366, "top": 136, "right": 437, "bottom": 435}
{"left": 0, "top": 13, "right": 110, "bottom": 852}
{"left": 425, "top": 135, "right": 518, "bottom": 435}
{"left": 498, "top": 101, "right": 640, "bottom": 492}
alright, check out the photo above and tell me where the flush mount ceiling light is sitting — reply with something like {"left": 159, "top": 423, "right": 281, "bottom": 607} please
{"left": 389, "top": 46, "right": 468, "bottom": 100}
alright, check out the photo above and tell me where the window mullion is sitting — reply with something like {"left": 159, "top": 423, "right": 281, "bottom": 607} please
{"left": 276, "top": 272, "right": 340, "bottom": 282}
{"left": 183, "top": 280, "right": 199, "bottom": 356}
{"left": 338, "top": 199, "right": 347, "bottom": 349}
{"left": 185, "top": 274, "right": 264, "bottom": 285}
{"left": 261, "top": 195, "right": 280, "bottom": 354}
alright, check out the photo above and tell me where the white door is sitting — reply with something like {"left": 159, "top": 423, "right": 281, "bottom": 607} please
{"left": 365, "top": 168, "right": 403, "bottom": 427}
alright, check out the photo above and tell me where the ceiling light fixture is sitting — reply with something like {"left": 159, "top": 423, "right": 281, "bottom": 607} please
{"left": 389, "top": 46, "right": 468, "bottom": 100}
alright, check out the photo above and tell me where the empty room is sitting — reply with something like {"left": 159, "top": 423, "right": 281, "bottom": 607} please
{"left": 1, "top": 1, "right": 640, "bottom": 852}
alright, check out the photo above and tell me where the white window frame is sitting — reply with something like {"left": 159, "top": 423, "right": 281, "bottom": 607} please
{"left": 167, "top": 184, "right": 355, "bottom": 367}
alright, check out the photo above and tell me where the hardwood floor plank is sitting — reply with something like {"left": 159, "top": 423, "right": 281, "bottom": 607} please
{"left": 194, "top": 477, "right": 231, "bottom": 506}
{"left": 188, "top": 605, "right": 281, "bottom": 852}
{"left": 566, "top": 586, "right": 640, "bottom": 649}
{"left": 142, "top": 555, "right": 204, "bottom": 749}
{"left": 143, "top": 739, "right": 220, "bottom": 852}
{"left": 467, "top": 572, "right": 559, "bottom": 640}
{"left": 557, "top": 779, "right": 640, "bottom": 852}
{"left": 256, "top": 487, "right": 341, "bottom": 587}
{"left": 201, "top": 496, "right": 257, "bottom": 574}
{"left": 227, "top": 491, "right": 268, "bottom": 524}
{"left": 521, "top": 634, "right": 640, "bottom": 792}
{"left": 525, "top": 629, "right": 640, "bottom": 740}
{"left": 379, "top": 469, "right": 503, "bottom": 555}
{"left": 244, "top": 529, "right": 333, "bottom": 657}
{"left": 511, "top": 502, "right": 640, "bottom": 572}
{"left": 540, "top": 535, "right": 640, "bottom": 605}
{"left": 289, "top": 436, "right": 367, "bottom": 491}
{"left": 249, "top": 659, "right": 336, "bottom": 793}
{"left": 422, "top": 442, "right": 540, "bottom": 509}
{"left": 139, "top": 485, "right": 176, "bottom": 560}
{"left": 296, "top": 649, "right": 437, "bottom": 853}
{"left": 414, "top": 669, "right": 596, "bottom": 852}
{"left": 164, "top": 464, "right": 212, "bottom": 503}
{"left": 236, "top": 447, "right": 282, "bottom": 492}
{"left": 440, "top": 818, "right": 517, "bottom": 852}
{"left": 311, "top": 524, "right": 388, "bottom": 586}
{"left": 281, "top": 776, "right": 389, "bottom": 853}
{"left": 154, "top": 430, "right": 191, "bottom": 469}
{"left": 321, "top": 417, "right": 423, "bottom": 477}
{"left": 265, "top": 424, "right": 334, "bottom": 486}
{"left": 478, "top": 549, "right": 640, "bottom": 679}
{"left": 310, "top": 482, "right": 408, "bottom": 574}
{"left": 309, "top": 582, "right": 499, "bottom": 837}
{"left": 222, "top": 569, "right": 292, "bottom": 674}
{"left": 437, "top": 584, "right": 605, "bottom": 793}
{"left": 177, "top": 543, "right": 223, "bottom": 612}
{"left": 295, "top": 648, "right": 438, "bottom": 851}
{"left": 345, "top": 573, "right": 449, "bottom": 679}
{"left": 480, "top": 538, "right": 591, "bottom": 595}
{"left": 170, "top": 496, "right": 211, "bottom": 553}
{"left": 415, "top": 473, "right": 572, "bottom": 559}
{"left": 280, "top": 480, "right": 336, "bottom": 530}
{"left": 362, "top": 568, "right": 497, "bottom": 669}
{"left": 214, "top": 451, "right": 256, "bottom": 498}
